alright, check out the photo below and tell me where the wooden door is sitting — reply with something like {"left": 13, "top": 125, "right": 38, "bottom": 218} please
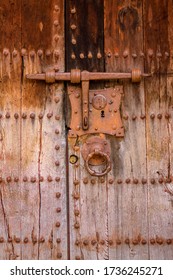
{"left": 0, "top": 0, "right": 173, "bottom": 260}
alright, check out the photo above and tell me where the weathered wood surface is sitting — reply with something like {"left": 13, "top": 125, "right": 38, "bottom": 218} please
{"left": 0, "top": 0, "right": 67, "bottom": 260}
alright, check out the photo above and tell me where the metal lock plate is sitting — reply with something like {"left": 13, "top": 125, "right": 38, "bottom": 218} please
{"left": 68, "top": 86, "right": 124, "bottom": 137}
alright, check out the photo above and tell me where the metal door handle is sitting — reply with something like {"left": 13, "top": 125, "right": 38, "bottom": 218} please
{"left": 27, "top": 69, "right": 151, "bottom": 131}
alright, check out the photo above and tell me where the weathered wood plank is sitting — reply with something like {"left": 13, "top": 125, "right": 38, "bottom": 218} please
{"left": 21, "top": 0, "right": 67, "bottom": 259}
{"left": 144, "top": 0, "right": 173, "bottom": 259}
{"left": 105, "top": 0, "right": 148, "bottom": 259}
{"left": 0, "top": 0, "right": 21, "bottom": 260}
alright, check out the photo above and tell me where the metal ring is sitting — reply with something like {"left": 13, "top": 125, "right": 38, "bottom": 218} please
{"left": 85, "top": 151, "right": 111, "bottom": 177}
{"left": 131, "top": 68, "right": 141, "bottom": 83}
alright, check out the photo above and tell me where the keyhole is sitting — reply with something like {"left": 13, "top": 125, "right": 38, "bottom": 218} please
{"left": 101, "top": 110, "right": 105, "bottom": 118}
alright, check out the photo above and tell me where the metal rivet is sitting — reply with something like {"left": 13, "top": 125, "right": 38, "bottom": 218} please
{"left": 157, "top": 113, "right": 162, "bottom": 119}
{"left": 54, "top": 97, "right": 60, "bottom": 103}
{"left": 75, "top": 240, "right": 80, "bottom": 246}
{"left": 30, "top": 51, "right": 35, "bottom": 58}
{"left": 55, "top": 177, "right": 60, "bottom": 182}
{"left": 112, "top": 125, "right": 116, "bottom": 130}
{"left": 140, "top": 52, "right": 145, "bottom": 57}
{"left": 55, "top": 145, "right": 60, "bottom": 151}
{"left": 57, "top": 253, "right": 62, "bottom": 259}
{"left": 83, "top": 240, "right": 89, "bottom": 246}
{"left": 115, "top": 52, "right": 119, "bottom": 58}
{"left": 141, "top": 239, "right": 147, "bottom": 245}
{"left": 71, "top": 24, "right": 77, "bottom": 30}
{"left": 55, "top": 160, "right": 60, "bottom": 167}
{"left": 91, "top": 178, "right": 96, "bottom": 184}
{"left": 116, "top": 239, "right": 121, "bottom": 245}
{"left": 0, "top": 237, "right": 4, "bottom": 243}
{"left": 73, "top": 180, "right": 79, "bottom": 185}
{"left": 126, "top": 178, "right": 131, "bottom": 184}
{"left": 117, "top": 179, "right": 122, "bottom": 184}
{"left": 15, "top": 237, "right": 21, "bottom": 243}
{"left": 150, "top": 238, "right": 155, "bottom": 245}
{"left": 3, "top": 49, "right": 9, "bottom": 57}
{"left": 140, "top": 114, "right": 146, "bottom": 120}
{"left": 150, "top": 113, "right": 155, "bottom": 119}
{"left": 71, "top": 38, "right": 76, "bottom": 45}
{"left": 165, "top": 52, "right": 170, "bottom": 58}
{"left": 14, "top": 177, "right": 19, "bottom": 182}
{"left": 39, "top": 176, "right": 44, "bottom": 182}
{"left": 55, "top": 222, "right": 61, "bottom": 228}
{"left": 100, "top": 178, "right": 105, "bottom": 183}
{"left": 22, "top": 113, "right": 27, "bottom": 119}
{"left": 13, "top": 50, "right": 18, "bottom": 57}
{"left": 166, "top": 178, "right": 172, "bottom": 183}
{"left": 80, "top": 53, "right": 85, "bottom": 59}
{"left": 24, "top": 237, "right": 29, "bottom": 244}
{"left": 150, "top": 178, "right": 155, "bottom": 184}
{"left": 21, "top": 48, "right": 27, "bottom": 56}
{"left": 23, "top": 176, "right": 28, "bottom": 182}
{"left": 132, "top": 53, "right": 137, "bottom": 58}
{"left": 156, "top": 238, "right": 163, "bottom": 245}
{"left": 31, "top": 177, "right": 36, "bottom": 183}
{"left": 88, "top": 52, "right": 93, "bottom": 59}
{"left": 6, "top": 113, "right": 10, "bottom": 119}
{"left": 75, "top": 256, "right": 81, "bottom": 260}
{"left": 55, "top": 115, "right": 60, "bottom": 120}
{"left": 125, "top": 238, "right": 130, "bottom": 244}
{"left": 108, "top": 240, "right": 113, "bottom": 245}
{"left": 133, "top": 178, "right": 138, "bottom": 184}
{"left": 32, "top": 237, "right": 37, "bottom": 244}
{"left": 165, "top": 113, "right": 171, "bottom": 119}
{"left": 123, "top": 115, "right": 128, "bottom": 120}
{"left": 54, "top": 5, "right": 60, "bottom": 12}
{"left": 100, "top": 240, "right": 105, "bottom": 245}
{"left": 39, "top": 237, "right": 45, "bottom": 243}
{"left": 74, "top": 222, "right": 80, "bottom": 229}
{"left": 132, "top": 115, "right": 137, "bottom": 120}
{"left": 71, "top": 53, "right": 76, "bottom": 59}
{"left": 37, "top": 50, "right": 43, "bottom": 57}
{"left": 56, "top": 238, "right": 61, "bottom": 243}
{"left": 123, "top": 50, "right": 129, "bottom": 58}
{"left": 47, "top": 112, "right": 53, "bottom": 119}
{"left": 56, "top": 192, "right": 61, "bottom": 198}
{"left": 166, "top": 239, "right": 172, "bottom": 245}
{"left": 30, "top": 113, "right": 35, "bottom": 119}
{"left": 6, "top": 177, "right": 12, "bottom": 183}
{"left": 73, "top": 193, "right": 80, "bottom": 200}
{"left": 74, "top": 209, "right": 80, "bottom": 216}
{"left": 14, "top": 113, "right": 19, "bottom": 119}
{"left": 97, "top": 52, "right": 102, "bottom": 59}
{"left": 83, "top": 178, "right": 88, "bottom": 184}
{"left": 54, "top": 50, "right": 59, "bottom": 58}
{"left": 56, "top": 207, "right": 61, "bottom": 213}
{"left": 132, "top": 239, "right": 139, "bottom": 245}
{"left": 71, "top": 8, "right": 76, "bottom": 14}
{"left": 148, "top": 49, "right": 154, "bottom": 58}
{"left": 47, "top": 176, "right": 53, "bottom": 182}
{"left": 54, "top": 20, "right": 59, "bottom": 27}
{"left": 91, "top": 240, "right": 97, "bottom": 245}
{"left": 159, "top": 178, "right": 163, "bottom": 184}
{"left": 54, "top": 35, "right": 59, "bottom": 42}
{"left": 76, "top": 126, "right": 80, "bottom": 131}
{"left": 107, "top": 52, "right": 111, "bottom": 58}
{"left": 109, "top": 178, "right": 114, "bottom": 184}
{"left": 38, "top": 113, "right": 43, "bottom": 119}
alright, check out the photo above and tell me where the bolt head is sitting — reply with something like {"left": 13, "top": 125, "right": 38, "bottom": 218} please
{"left": 37, "top": 50, "right": 43, "bottom": 57}
{"left": 56, "top": 207, "right": 61, "bottom": 213}
{"left": 55, "top": 177, "right": 60, "bottom": 182}
{"left": 83, "top": 178, "right": 88, "bottom": 184}
{"left": 56, "top": 192, "right": 61, "bottom": 198}
{"left": 30, "top": 113, "right": 35, "bottom": 119}
{"left": 56, "top": 238, "right": 61, "bottom": 243}
{"left": 47, "top": 176, "right": 53, "bottom": 182}
{"left": 126, "top": 178, "right": 131, "bottom": 184}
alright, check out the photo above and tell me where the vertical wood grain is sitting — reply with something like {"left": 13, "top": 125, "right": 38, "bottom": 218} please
{"left": 105, "top": 0, "right": 148, "bottom": 259}
{"left": 0, "top": 0, "right": 22, "bottom": 260}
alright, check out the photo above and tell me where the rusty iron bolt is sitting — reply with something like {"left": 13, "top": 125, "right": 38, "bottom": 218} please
{"left": 141, "top": 239, "right": 147, "bottom": 245}
{"left": 55, "top": 129, "right": 60, "bottom": 134}
{"left": 142, "top": 178, "right": 147, "bottom": 184}
{"left": 55, "top": 145, "right": 60, "bottom": 151}
{"left": 30, "top": 51, "right": 35, "bottom": 58}
{"left": 47, "top": 176, "right": 53, "bottom": 182}
{"left": 24, "top": 237, "right": 29, "bottom": 244}
{"left": 166, "top": 178, "right": 172, "bottom": 183}
{"left": 56, "top": 192, "right": 61, "bottom": 198}
{"left": 140, "top": 114, "right": 146, "bottom": 120}
{"left": 157, "top": 52, "right": 162, "bottom": 58}
{"left": 123, "top": 50, "right": 129, "bottom": 58}
{"left": 91, "top": 179, "right": 96, "bottom": 184}
{"left": 75, "top": 256, "right": 81, "bottom": 260}
{"left": 117, "top": 179, "right": 122, "bottom": 184}
{"left": 132, "top": 239, "right": 139, "bottom": 245}
{"left": 55, "top": 115, "right": 60, "bottom": 120}
{"left": 80, "top": 53, "right": 85, "bottom": 59}
{"left": 74, "top": 222, "right": 80, "bottom": 229}
{"left": 39, "top": 237, "right": 45, "bottom": 243}
{"left": 159, "top": 178, "right": 163, "bottom": 184}
{"left": 156, "top": 238, "right": 163, "bottom": 245}
{"left": 32, "top": 237, "right": 37, "bottom": 244}
{"left": 148, "top": 49, "right": 154, "bottom": 58}
{"left": 38, "top": 113, "right": 44, "bottom": 119}
{"left": 71, "top": 24, "right": 77, "bottom": 30}
{"left": 39, "top": 176, "right": 44, "bottom": 182}
{"left": 100, "top": 178, "right": 105, "bottom": 183}
{"left": 54, "top": 20, "right": 59, "bottom": 27}
{"left": 100, "top": 240, "right": 105, "bottom": 245}
{"left": 157, "top": 113, "right": 162, "bottom": 119}
{"left": 71, "top": 53, "right": 76, "bottom": 59}
{"left": 23, "top": 176, "right": 28, "bottom": 182}
{"left": 150, "top": 238, "right": 155, "bottom": 245}
{"left": 55, "top": 177, "right": 60, "bottom": 182}
{"left": 54, "top": 35, "right": 59, "bottom": 42}
{"left": 31, "top": 177, "right": 36, "bottom": 183}
{"left": 97, "top": 53, "right": 102, "bottom": 59}
{"left": 83, "top": 240, "right": 89, "bottom": 246}
{"left": 55, "top": 161, "right": 60, "bottom": 166}
{"left": 14, "top": 177, "right": 19, "bottom": 182}
{"left": 47, "top": 112, "right": 53, "bottom": 119}
{"left": 116, "top": 239, "right": 121, "bottom": 245}
{"left": 73, "top": 179, "right": 79, "bottom": 185}
{"left": 123, "top": 115, "right": 129, "bottom": 120}
{"left": 54, "top": 50, "right": 59, "bottom": 58}
{"left": 37, "top": 49, "right": 43, "bottom": 57}
{"left": 83, "top": 178, "right": 88, "bottom": 184}
{"left": 108, "top": 240, "right": 113, "bottom": 245}
{"left": 6, "top": 113, "right": 10, "bottom": 119}
{"left": 166, "top": 239, "right": 172, "bottom": 245}
{"left": 57, "top": 253, "right": 62, "bottom": 259}
{"left": 73, "top": 193, "right": 80, "bottom": 200}
{"left": 15, "top": 237, "right": 21, "bottom": 243}
{"left": 3, "top": 49, "right": 9, "bottom": 56}
{"left": 88, "top": 52, "right": 93, "bottom": 59}
{"left": 126, "top": 178, "right": 131, "bottom": 184}
{"left": 74, "top": 210, "right": 80, "bottom": 216}
{"left": 30, "top": 113, "right": 35, "bottom": 119}
{"left": 165, "top": 113, "right": 171, "bottom": 119}
{"left": 133, "top": 178, "right": 138, "bottom": 184}
{"left": 75, "top": 240, "right": 80, "bottom": 246}
{"left": 109, "top": 178, "right": 114, "bottom": 184}
{"left": 46, "top": 50, "right": 52, "bottom": 57}
{"left": 14, "top": 113, "right": 19, "bottom": 119}
{"left": 91, "top": 240, "right": 97, "bottom": 245}
{"left": 150, "top": 178, "right": 155, "bottom": 184}
{"left": 21, "top": 48, "right": 27, "bottom": 56}
{"left": 150, "top": 113, "right": 155, "bottom": 119}
{"left": 132, "top": 53, "right": 137, "bottom": 59}
{"left": 55, "top": 222, "right": 61, "bottom": 228}
{"left": 56, "top": 207, "right": 61, "bottom": 213}
{"left": 132, "top": 115, "right": 137, "bottom": 121}
{"left": 6, "top": 177, "right": 12, "bottom": 183}
{"left": 0, "top": 237, "right": 4, "bottom": 243}
{"left": 71, "top": 8, "right": 76, "bottom": 14}
{"left": 56, "top": 238, "right": 61, "bottom": 243}
{"left": 22, "top": 113, "right": 27, "bottom": 119}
